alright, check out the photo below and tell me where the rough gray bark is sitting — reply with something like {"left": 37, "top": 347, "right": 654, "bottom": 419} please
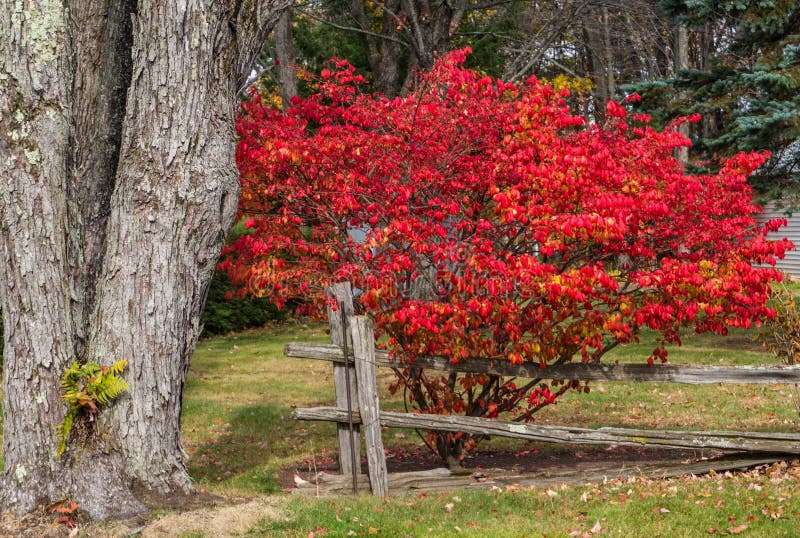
{"left": 582, "top": 1, "right": 613, "bottom": 108}
{"left": 340, "top": 0, "right": 466, "bottom": 96}
{"left": 68, "top": 0, "right": 136, "bottom": 361}
{"left": 0, "top": 0, "right": 288, "bottom": 521}
{"left": 0, "top": 0, "right": 86, "bottom": 517}
{"left": 601, "top": 6, "right": 615, "bottom": 99}
{"left": 349, "top": 0, "right": 405, "bottom": 96}
{"left": 399, "top": 0, "right": 465, "bottom": 70}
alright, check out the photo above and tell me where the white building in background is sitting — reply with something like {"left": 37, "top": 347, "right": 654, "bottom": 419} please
{"left": 758, "top": 201, "right": 800, "bottom": 278}
{"left": 756, "top": 142, "right": 800, "bottom": 278}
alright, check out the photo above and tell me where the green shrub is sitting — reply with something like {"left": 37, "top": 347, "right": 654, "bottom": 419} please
{"left": 756, "top": 282, "right": 800, "bottom": 417}
{"left": 200, "top": 270, "right": 289, "bottom": 336}
{"left": 200, "top": 220, "right": 292, "bottom": 336}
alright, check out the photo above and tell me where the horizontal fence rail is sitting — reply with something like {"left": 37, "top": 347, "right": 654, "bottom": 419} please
{"left": 287, "top": 287, "right": 800, "bottom": 498}
{"left": 286, "top": 342, "right": 800, "bottom": 385}
{"left": 293, "top": 406, "right": 800, "bottom": 454}
{"left": 292, "top": 455, "right": 785, "bottom": 497}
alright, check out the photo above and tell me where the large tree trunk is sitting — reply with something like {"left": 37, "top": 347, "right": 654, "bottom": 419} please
{"left": 0, "top": 0, "right": 287, "bottom": 521}
{"left": 349, "top": 0, "right": 465, "bottom": 96}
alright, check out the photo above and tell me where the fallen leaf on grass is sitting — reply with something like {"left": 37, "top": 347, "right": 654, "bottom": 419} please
{"left": 728, "top": 524, "right": 748, "bottom": 534}
{"left": 570, "top": 521, "right": 602, "bottom": 537}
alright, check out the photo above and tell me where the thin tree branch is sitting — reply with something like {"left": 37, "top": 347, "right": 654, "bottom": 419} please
{"left": 295, "top": 7, "right": 409, "bottom": 47}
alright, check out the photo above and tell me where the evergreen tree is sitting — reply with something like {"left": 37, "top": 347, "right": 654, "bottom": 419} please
{"left": 634, "top": 0, "right": 800, "bottom": 195}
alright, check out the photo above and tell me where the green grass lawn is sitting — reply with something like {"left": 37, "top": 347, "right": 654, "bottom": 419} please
{"left": 178, "top": 322, "right": 800, "bottom": 537}
{"left": 254, "top": 466, "right": 800, "bottom": 537}
{"left": 533, "top": 329, "right": 800, "bottom": 433}
{"left": 1, "top": 321, "right": 800, "bottom": 536}
{"left": 182, "top": 323, "right": 335, "bottom": 495}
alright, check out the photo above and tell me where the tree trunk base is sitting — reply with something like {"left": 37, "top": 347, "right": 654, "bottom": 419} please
{"left": 0, "top": 450, "right": 190, "bottom": 521}
{"left": 65, "top": 452, "right": 148, "bottom": 521}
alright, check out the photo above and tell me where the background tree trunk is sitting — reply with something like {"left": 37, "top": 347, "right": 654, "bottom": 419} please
{"left": 275, "top": 9, "right": 298, "bottom": 109}
{"left": 0, "top": 0, "right": 288, "bottom": 520}
{"left": 674, "top": 23, "right": 690, "bottom": 163}
{"left": 350, "top": 0, "right": 405, "bottom": 96}
{"left": 582, "top": 2, "right": 611, "bottom": 109}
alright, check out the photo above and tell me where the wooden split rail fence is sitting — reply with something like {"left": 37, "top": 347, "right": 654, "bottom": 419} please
{"left": 287, "top": 282, "right": 800, "bottom": 496}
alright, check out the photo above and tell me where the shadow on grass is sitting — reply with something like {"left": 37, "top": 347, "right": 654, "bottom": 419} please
{"left": 184, "top": 401, "right": 336, "bottom": 495}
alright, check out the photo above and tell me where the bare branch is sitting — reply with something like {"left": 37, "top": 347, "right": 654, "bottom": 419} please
{"left": 295, "top": 6, "right": 409, "bottom": 47}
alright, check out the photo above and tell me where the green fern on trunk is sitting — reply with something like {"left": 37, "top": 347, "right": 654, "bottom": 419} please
{"left": 56, "top": 359, "right": 129, "bottom": 458}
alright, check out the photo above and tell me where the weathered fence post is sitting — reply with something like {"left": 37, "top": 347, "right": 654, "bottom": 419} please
{"left": 350, "top": 316, "right": 389, "bottom": 497}
{"left": 326, "top": 282, "right": 360, "bottom": 478}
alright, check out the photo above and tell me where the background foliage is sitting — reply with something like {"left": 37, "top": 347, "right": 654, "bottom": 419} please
{"left": 201, "top": 271, "right": 289, "bottom": 337}
{"left": 633, "top": 0, "right": 800, "bottom": 195}
{"left": 259, "top": 0, "right": 799, "bottom": 195}
{"left": 201, "top": 223, "right": 290, "bottom": 337}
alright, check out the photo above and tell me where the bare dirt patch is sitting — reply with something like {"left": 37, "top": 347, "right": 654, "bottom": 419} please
{"left": 1, "top": 496, "right": 284, "bottom": 538}
{"left": 280, "top": 444, "right": 723, "bottom": 491}
{"left": 139, "top": 497, "right": 283, "bottom": 538}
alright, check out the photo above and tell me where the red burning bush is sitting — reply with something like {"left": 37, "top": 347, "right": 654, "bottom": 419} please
{"left": 223, "top": 49, "right": 789, "bottom": 466}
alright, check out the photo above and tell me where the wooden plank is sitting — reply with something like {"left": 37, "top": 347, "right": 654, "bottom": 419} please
{"left": 351, "top": 316, "right": 389, "bottom": 496}
{"left": 293, "top": 468, "right": 450, "bottom": 497}
{"left": 293, "top": 407, "right": 800, "bottom": 454}
{"left": 292, "top": 455, "right": 783, "bottom": 497}
{"left": 326, "top": 283, "right": 360, "bottom": 479}
{"left": 285, "top": 342, "right": 800, "bottom": 385}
